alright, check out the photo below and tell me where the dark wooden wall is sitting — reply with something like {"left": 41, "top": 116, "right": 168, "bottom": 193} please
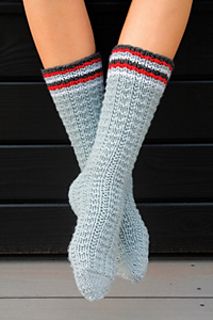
{"left": 0, "top": 0, "right": 213, "bottom": 255}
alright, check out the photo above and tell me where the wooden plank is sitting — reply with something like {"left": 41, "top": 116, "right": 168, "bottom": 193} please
{"left": 1, "top": 81, "right": 213, "bottom": 143}
{"left": 0, "top": 298, "right": 212, "bottom": 320}
{"left": 0, "top": 145, "right": 79, "bottom": 201}
{"left": 0, "top": 83, "right": 67, "bottom": 143}
{"left": 0, "top": 204, "right": 75, "bottom": 254}
{"left": 133, "top": 144, "right": 213, "bottom": 201}
{"left": 0, "top": 258, "right": 212, "bottom": 298}
{"left": 0, "top": 5, "right": 40, "bottom": 77}
{"left": 147, "top": 81, "right": 213, "bottom": 143}
{"left": 0, "top": 203, "right": 213, "bottom": 254}
{"left": 0, "top": 1, "right": 212, "bottom": 77}
{"left": 141, "top": 203, "right": 213, "bottom": 254}
{"left": 0, "top": 145, "right": 213, "bottom": 201}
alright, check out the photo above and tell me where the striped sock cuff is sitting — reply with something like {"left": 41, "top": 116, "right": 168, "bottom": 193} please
{"left": 108, "top": 44, "right": 175, "bottom": 85}
{"left": 40, "top": 51, "right": 103, "bottom": 91}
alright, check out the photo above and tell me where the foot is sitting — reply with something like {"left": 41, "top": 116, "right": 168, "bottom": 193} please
{"left": 67, "top": 168, "right": 125, "bottom": 301}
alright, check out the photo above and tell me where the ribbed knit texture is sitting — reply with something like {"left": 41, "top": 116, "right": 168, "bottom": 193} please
{"left": 68, "top": 44, "right": 175, "bottom": 301}
{"left": 40, "top": 51, "right": 151, "bottom": 285}
{"left": 40, "top": 51, "right": 104, "bottom": 170}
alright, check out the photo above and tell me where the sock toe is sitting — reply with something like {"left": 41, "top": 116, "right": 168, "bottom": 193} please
{"left": 73, "top": 268, "right": 113, "bottom": 301}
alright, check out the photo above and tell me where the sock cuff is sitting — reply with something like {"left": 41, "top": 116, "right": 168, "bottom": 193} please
{"left": 40, "top": 51, "right": 103, "bottom": 91}
{"left": 108, "top": 43, "right": 175, "bottom": 85}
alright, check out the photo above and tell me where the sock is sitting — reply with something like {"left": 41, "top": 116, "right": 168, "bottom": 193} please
{"left": 68, "top": 43, "right": 175, "bottom": 301}
{"left": 40, "top": 51, "right": 150, "bottom": 284}
{"left": 40, "top": 52, "right": 104, "bottom": 170}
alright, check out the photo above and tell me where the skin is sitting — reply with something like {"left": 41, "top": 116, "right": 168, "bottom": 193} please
{"left": 22, "top": 0, "right": 193, "bottom": 66}
{"left": 22, "top": 0, "right": 96, "bottom": 68}
{"left": 118, "top": 0, "right": 193, "bottom": 60}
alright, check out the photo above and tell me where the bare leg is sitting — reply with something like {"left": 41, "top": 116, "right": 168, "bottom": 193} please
{"left": 22, "top": 0, "right": 96, "bottom": 68}
{"left": 118, "top": 0, "right": 193, "bottom": 59}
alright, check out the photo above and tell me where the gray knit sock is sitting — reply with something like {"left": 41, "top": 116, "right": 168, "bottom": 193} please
{"left": 40, "top": 52, "right": 104, "bottom": 170}
{"left": 40, "top": 51, "right": 150, "bottom": 284}
{"left": 68, "top": 44, "right": 174, "bottom": 301}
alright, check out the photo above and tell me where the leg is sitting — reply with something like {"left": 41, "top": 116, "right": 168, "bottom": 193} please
{"left": 22, "top": 0, "right": 101, "bottom": 168}
{"left": 118, "top": 0, "right": 193, "bottom": 59}
{"left": 113, "top": 0, "right": 193, "bottom": 280}
{"left": 68, "top": 0, "right": 193, "bottom": 300}
{"left": 22, "top": 0, "right": 145, "bottom": 299}
{"left": 22, "top": 0, "right": 96, "bottom": 67}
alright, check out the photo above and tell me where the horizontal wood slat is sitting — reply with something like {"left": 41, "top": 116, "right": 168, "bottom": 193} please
{"left": 133, "top": 144, "right": 213, "bottom": 201}
{"left": 0, "top": 146, "right": 79, "bottom": 201}
{"left": 0, "top": 145, "right": 213, "bottom": 201}
{"left": 0, "top": 203, "right": 212, "bottom": 254}
{"left": 0, "top": 298, "right": 213, "bottom": 320}
{"left": 0, "top": 81, "right": 213, "bottom": 143}
{"left": 0, "top": 257, "right": 212, "bottom": 319}
{"left": 0, "top": 1, "right": 212, "bottom": 78}
{"left": 0, "top": 258, "right": 212, "bottom": 297}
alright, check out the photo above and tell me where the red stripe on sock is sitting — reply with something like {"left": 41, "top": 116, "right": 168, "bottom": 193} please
{"left": 112, "top": 47, "right": 173, "bottom": 71}
{"left": 48, "top": 70, "right": 103, "bottom": 91}
{"left": 109, "top": 62, "right": 168, "bottom": 85}
{"left": 43, "top": 57, "right": 102, "bottom": 78}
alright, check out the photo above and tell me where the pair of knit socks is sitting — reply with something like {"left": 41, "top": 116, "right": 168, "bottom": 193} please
{"left": 41, "top": 43, "right": 174, "bottom": 301}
